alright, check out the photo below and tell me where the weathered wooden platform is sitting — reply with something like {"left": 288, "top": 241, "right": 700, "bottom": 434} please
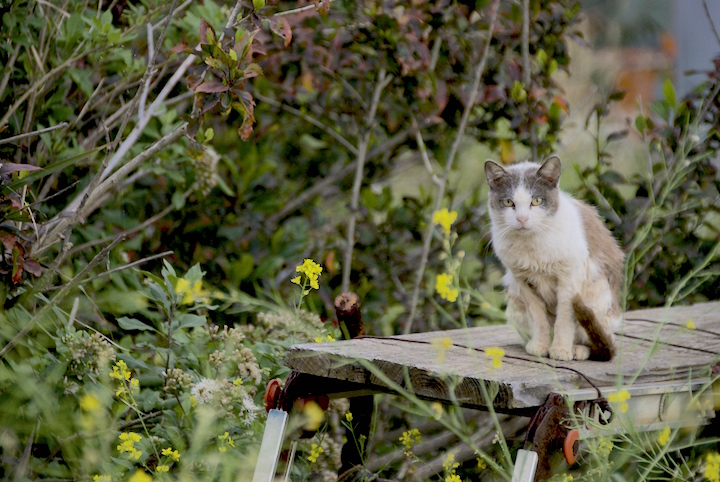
{"left": 285, "top": 301, "right": 720, "bottom": 413}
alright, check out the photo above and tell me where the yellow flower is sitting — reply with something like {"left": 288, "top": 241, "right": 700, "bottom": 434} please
{"left": 399, "top": 428, "right": 421, "bottom": 456}
{"left": 117, "top": 432, "right": 143, "bottom": 460}
{"left": 80, "top": 394, "right": 101, "bottom": 412}
{"left": 485, "top": 346, "right": 505, "bottom": 370}
{"left": 431, "top": 337, "right": 453, "bottom": 363}
{"left": 443, "top": 453, "right": 459, "bottom": 472}
{"left": 127, "top": 471, "right": 152, "bottom": 482}
{"left": 291, "top": 276, "right": 301, "bottom": 285}
{"left": 476, "top": 457, "right": 487, "bottom": 470}
{"left": 218, "top": 432, "right": 235, "bottom": 453}
{"left": 308, "top": 443, "right": 324, "bottom": 463}
{"left": 686, "top": 319, "right": 696, "bottom": 330}
{"left": 109, "top": 360, "right": 131, "bottom": 381}
{"left": 314, "top": 334, "right": 335, "bottom": 343}
{"left": 162, "top": 447, "right": 180, "bottom": 462}
{"left": 345, "top": 412, "right": 353, "bottom": 422}
{"left": 608, "top": 389, "right": 631, "bottom": 413}
{"left": 233, "top": 378, "right": 243, "bottom": 386}
{"left": 156, "top": 465, "right": 170, "bottom": 473}
{"left": 433, "top": 208, "right": 458, "bottom": 237}
{"left": 445, "top": 475, "right": 461, "bottom": 482}
{"left": 596, "top": 437, "right": 614, "bottom": 457}
{"left": 294, "top": 258, "right": 323, "bottom": 290}
{"left": 431, "top": 402, "right": 443, "bottom": 419}
{"left": 302, "top": 401, "right": 325, "bottom": 430}
{"left": 435, "top": 273, "right": 458, "bottom": 302}
{"left": 481, "top": 301, "right": 491, "bottom": 309}
{"left": 657, "top": 426, "right": 671, "bottom": 446}
{"left": 706, "top": 452, "right": 720, "bottom": 482}
{"left": 175, "top": 279, "right": 203, "bottom": 305}
{"left": 190, "top": 396, "right": 197, "bottom": 408}
{"left": 561, "top": 475, "right": 574, "bottom": 482}
{"left": 93, "top": 476, "right": 111, "bottom": 482}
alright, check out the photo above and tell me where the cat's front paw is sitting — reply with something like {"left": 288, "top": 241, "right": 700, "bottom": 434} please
{"left": 525, "top": 339, "right": 550, "bottom": 358}
{"left": 572, "top": 345, "right": 591, "bottom": 361}
{"left": 549, "top": 345, "right": 574, "bottom": 361}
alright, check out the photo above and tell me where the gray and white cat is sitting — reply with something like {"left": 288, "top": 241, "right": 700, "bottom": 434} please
{"left": 484, "top": 156, "right": 624, "bottom": 361}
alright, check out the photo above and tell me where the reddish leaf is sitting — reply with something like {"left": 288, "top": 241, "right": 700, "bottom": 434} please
{"left": 0, "top": 163, "right": 42, "bottom": 175}
{"left": 194, "top": 81, "right": 230, "bottom": 93}
{"left": 0, "top": 232, "right": 15, "bottom": 252}
{"left": 239, "top": 120, "right": 253, "bottom": 140}
{"left": 24, "top": 259, "right": 42, "bottom": 276}
{"left": 199, "top": 19, "right": 217, "bottom": 46}
{"left": 11, "top": 245, "right": 24, "bottom": 284}
{"left": 170, "top": 41, "right": 189, "bottom": 54}
{"left": 269, "top": 18, "right": 292, "bottom": 47}
{"left": 186, "top": 74, "right": 202, "bottom": 90}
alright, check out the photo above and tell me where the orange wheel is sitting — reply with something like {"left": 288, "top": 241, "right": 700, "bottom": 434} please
{"left": 563, "top": 429, "right": 580, "bottom": 465}
{"left": 264, "top": 378, "right": 282, "bottom": 412}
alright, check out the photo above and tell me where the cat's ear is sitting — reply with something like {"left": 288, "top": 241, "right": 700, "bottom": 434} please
{"left": 485, "top": 160, "right": 507, "bottom": 188}
{"left": 537, "top": 156, "right": 561, "bottom": 186}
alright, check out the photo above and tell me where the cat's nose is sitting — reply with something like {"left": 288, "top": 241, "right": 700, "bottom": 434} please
{"left": 516, "top": 213, "right": 529, "bottom": 225}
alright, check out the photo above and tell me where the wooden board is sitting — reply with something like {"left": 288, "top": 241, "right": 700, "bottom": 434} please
{"left": 285, "top": 301, "right": 720, "bottom": 410}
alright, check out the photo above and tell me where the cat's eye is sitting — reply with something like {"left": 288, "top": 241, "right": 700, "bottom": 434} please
{"left": 502, "top": 199, "right": 514, "bottom": 207}
{"left": 531, "top": 197, "right": 543, "bottom": 206}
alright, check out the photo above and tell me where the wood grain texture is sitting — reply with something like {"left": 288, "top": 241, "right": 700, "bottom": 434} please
{"left": 285, "top": 302, "right": 720, "bottom": 410}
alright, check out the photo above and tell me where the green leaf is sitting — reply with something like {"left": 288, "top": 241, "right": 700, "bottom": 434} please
{"left": 253, "top": 0, "right": 266, "bottom": 10}
{"left": 65, "top": 13, "right": 85, "bottom": 40}
{"left": 178, "top": 313, "right": 207, "bottom": 328}
{"left": 635, "top": 115, "right": 646, "bottom": 133}
{"left": 171, "top": 190, "right": 186, "bottom": 210}
{"left": 204, "top": 127, "right": 214, "bottom": 142}
{"left": 663, "top": 78, "right": 676, "bottom": 109}
{"left": 4, "top": 147, "right": 101, "bottom": 192}
{"left": 117, "top": 317, "right": 155, "bottom": 332}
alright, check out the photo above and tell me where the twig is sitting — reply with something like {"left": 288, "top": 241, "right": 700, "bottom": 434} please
{"left": 0, "top": 45, "right": 93, "bottom": 131}
{"left": 139, "top": 23, "right": 155, "bottom": 120}
{"left": 666, "top": 238, "right": 720, "bottom": 307}
{"left": 342, "top": 68, "right": 392, "bottom": 292}
{"left": 254, "top": 92, "right": 359, "bottom": 155}
{"left": 275, "top": 0, "right": 333, "bottom": 17}
{"left": 704, "top": 0, "right": 720, "bottom": 46}
{"left": 522, "top": 0, "right": 537, "bottom": 162}
{"left": 36, "top": 0, "right": 70, "bottom": 17}
{"left": 47, "top": 251, "right": 174, "bottom": 290}
{"left": 0, "top": 43, "right": 21, "bottom": 103}
{"left": 68, "top": 189, "right": 190, "bottom": 255}
{"left": 0, "top": 236, "right": 125, "bottom": 359}
{"left": 412, "top": 115, "right": 441, "bottom": 186}
{"left": 69, "top": 78, "right": 105, "bottom": 130}
{"left": 0, "top": 122, "right": 69, "bottom": 146}
{"left": 404, "top": 0, "right": 499, "bottom": 334}
{"left": 152, "top": 0, "right": 192, "bottom": 31}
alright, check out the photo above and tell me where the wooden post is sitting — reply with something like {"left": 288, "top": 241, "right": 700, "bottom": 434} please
{"left": 335, "top": 292, "right": 373, "bottom": 477}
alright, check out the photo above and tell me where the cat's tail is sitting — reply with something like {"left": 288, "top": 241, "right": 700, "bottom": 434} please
{"left": 572, "top": 295, "right": 616, "bottom": 361}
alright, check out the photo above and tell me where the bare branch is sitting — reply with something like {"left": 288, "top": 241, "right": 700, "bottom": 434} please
{"left": 342, "top": 68, "right": 393, "bottom": 293}
{"left": 704, "top": 0, "right": 720, "bottom": 46}
{"left": 0, "top": 122, "right": 68, "bottom": 146}
{"left": 275, "top": 0, "right": 334, "bottom": 17}
{"left": 405, "top": 0, "right": 500, "bottom": 333}
{"left": 254, "top": 92, "right": 359, "bottom": 156}
{"left": 412, "top": 116, "right": 441, "bottom": 186}
{"left": 0, "top": 43, "right": 21, "bottom": 102}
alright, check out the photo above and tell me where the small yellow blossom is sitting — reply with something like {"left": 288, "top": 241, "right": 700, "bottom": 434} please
{"left": 294, "top": 259, "right": 323, "bottom": 290}
{"left": 657, "top": 426, "right": 671, "bottom": 446}
{"left": 608, "top": 389, "right": 631, "bottom": 413}
{"left": 314, "top": 334, "right": 335, "bottom": 343}
{"left": 80, "top": 394, "right": 101, "bottom": 412}
{"left": 433, "top": 208, "right": 458, "bottom": 237}
{"left": 190, "top": 396, "right": 197, "bottom": 408}
{"left": 233, "top": 378, "right": 243, "bottom": 386}
{"left": 345, "top": 412, "right": 353, "bottom": 422}
{"left": 435, "top": 273, "right": 458, "bottom": 302}
{"left": 93, "top": 476, "right": 111, "bottom": 482}
{"left": 596, "top": 437, "right": 614, "bottom": 457}
{"left": 109, "top": 360, "right": 131, "bottom": 381}
{"left": 399, "top": 428, "right": 421, "bottom": 456}
{"left": 561, "top": 475, "right": 574, "bottom": 482}
{"left": 431, "top": 402, "right": 443, "bottom": 419}
{"left": 156, "top": 465, "right": 170, "bottom": 473}
{"left": 302, "top": 401, "right": 325, "bottom": 430}
{"left": 291, "top": 276, "right": 301, "bottom": 285}
{"left": 431, "top": 337, "right": 453, "bottom": 363}
{"left": 443, "top": 453, "right": 460, "bottom": 472}
{"left": 705, "top": 452, "right": 720, "bottom": 482}
{"left": 218, "top": 432, "right": 235, "bottom": 453}
{"left": 485, "top": 346, "right": 505, "bottom": 370}
{"left": 445, "top": 475, "right": 461, "bottom": 482}
{"left": 308, "top": 443, "right": 324, "bottom": 463}
{"left": 175, "top": 278, "right": 203, "bottom": 305}
{"left": 481, "top": 301, "right": 491, "bottom": 309}
{"left": 476, "top": 457, "right": 487, "bottom": 470}
{"left": 127, "top": 471, "right": 152, "bottom": 482}
{"left": 162, "top": 447, "right": 180, "bottom": 462}
{"left": 686, "top": 319, "right": 696, "bottom": 330}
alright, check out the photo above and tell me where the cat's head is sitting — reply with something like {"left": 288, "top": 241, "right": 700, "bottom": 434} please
{"left": 484, "top": 156, "right": 562, "bottom": 233}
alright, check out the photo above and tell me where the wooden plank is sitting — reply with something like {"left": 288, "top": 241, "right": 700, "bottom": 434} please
{"left": 285, "top": 302, "right": 720, "bottom": 410}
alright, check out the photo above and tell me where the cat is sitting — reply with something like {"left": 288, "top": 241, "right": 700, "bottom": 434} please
{"left": 484, "top": 156, "right": 624, "bottom": 361}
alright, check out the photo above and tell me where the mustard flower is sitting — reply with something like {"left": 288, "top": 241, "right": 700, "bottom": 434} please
{"left": 430, "top": 402, "right": 443, "bottom": 419}
{"left": 435, "top": 273, "right": 458, "bottom": 302}
{"left": 706, "top": 452, "right": 720, "bottom": 482}
{"left": 433, "top": 208, "right": 458, "bottom": 237}
{"left": 345, "top": 412, "right": 353, "bottom": 422}
{"left": 443, "top": 453, "right": 460, "bottom": 472}
{"left": 127, "top": 471, "right": 151, "bottom": 482}
{"left": 109, "top": 360, "right": 131, "bottom": 381}
{"left": 292, "top": 258, "right": 323, "bottom": 290}
{"left": 307, "top": 443, "right": 324, "bottom": 463}
{"left": 608, "top": 389, "right": 631, "bottom": 413}
{"left": 399, "top": 428, "right": 421, "bottom": 456}
{"left": 561, "top": 475, "right": 574, "bottom": 482}
{"left": 162, "top": 447, "right": 180, "bottom": 462}
{"left": 445, "top": 475, "right": 461, "bottom": 482}
{"left": 93, "top": 476, "right": 111, "bottom": 482}
{"left": 175, "top": 278, "right": 204, "bottom": 305}
{"left": 476, "top": 457, "right": 487, "bottom": 470}
{"left": 218, "top": 431, "right": 235, "bottom": 453}
{"left": 657, "top": 426, "right": 671, "bottom": 446}
{"left": 431, "top": 337, "right": 453, "bottom": 363}
{"left": 302, "top": 400, "right": 324, "bottom": 430}
{"left": 596, "top": 437, "right": 614, "bottom": 457}
{"left": 485, "top": 346, "right": 505, "bottom": 370}
{"left": 314, "top": 334, "right": 335, "bottom": 343}
{"left": 156, "top": 465, "right": 170, "bottom": 473}
{"left": 686, "top": 319, "right": 696, "bottom": 330}
{"left": 80, "top": 393, "right": 101, "bottom": 412}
